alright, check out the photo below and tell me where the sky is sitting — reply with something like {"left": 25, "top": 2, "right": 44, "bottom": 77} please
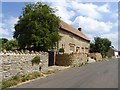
{"left": 0, "top": 1, "right": 119, "bottom": 50}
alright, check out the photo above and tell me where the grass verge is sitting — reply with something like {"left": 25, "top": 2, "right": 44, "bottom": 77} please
{"left": 2, "top": 72, "right": 43, "bottom": 90}
{"left": 2, "top": 69, "right": 62, "bottom": 90}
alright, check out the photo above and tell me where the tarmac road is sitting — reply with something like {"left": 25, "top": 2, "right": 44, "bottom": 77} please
{"left": 13, "top": 60, "right": 118, "bottom": 88}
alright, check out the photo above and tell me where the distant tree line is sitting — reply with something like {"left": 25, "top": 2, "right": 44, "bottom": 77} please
{"left": 0, "top": 38, "right": 18, "bottom": 51}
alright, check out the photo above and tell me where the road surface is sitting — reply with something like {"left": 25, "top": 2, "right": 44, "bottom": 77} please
{"left": 12, "top": 60, "right": 118, "bottom": 88}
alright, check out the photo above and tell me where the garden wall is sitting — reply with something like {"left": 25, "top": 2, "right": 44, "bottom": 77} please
{"left": 88, "top": 53, "right": 102, "bottom": 61}
{"left": 0, "top": 51, "right": 48, "bottom": 80}
{"left": 55, "top": 53, "right": 88, "bottom": 66}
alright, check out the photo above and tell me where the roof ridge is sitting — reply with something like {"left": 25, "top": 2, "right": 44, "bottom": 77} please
{"left": 60, "top": 20, "right": 90, "bottom": 42}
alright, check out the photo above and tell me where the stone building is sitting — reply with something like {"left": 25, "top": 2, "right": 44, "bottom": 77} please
{"left": 107, "top": 46, "right": 119, "bottom": 58}
{"left": 58, "top": 20, "right": 90, "bottom": 54}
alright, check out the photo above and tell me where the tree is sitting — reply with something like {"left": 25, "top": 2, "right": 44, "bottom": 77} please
{"left": 90, "top": 37, "right": 111, "bottom": 58}
{"left": 0, "top": 38, "right": 18, "bottom": 51}
{"left": 13, "top": 2, "right": 61, "bottom": 51}
{"left": 0, "top": 38, "right": 8, "bottom": 44}
{"left": 0, "top": 38, "right": 8, "bottom": 51}
{"left": 5, "top": 40, "right": 18, "bottom": 51}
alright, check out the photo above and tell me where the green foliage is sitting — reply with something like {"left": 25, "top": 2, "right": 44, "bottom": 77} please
{"left": 90, "top": 37, "right": 111, "bottom": 58}
{"left": 5, "top": 40, "right": 18, "bottom": 51}
{"left": 0, "top": 38, "right": 18, "bottom": 51}
{"left": 21, "top": 75, "right": 30, "bottom": 82}
{"left": 13, "top": 2, "right": 61, "bottom": 51}
{"left": 0, "top": 38, "right": 8, "bottom": 51}
{"left": 59, "top": 48, "right": 64, "bottom": 53}
{"left": 2, "top": 72, "right": 43, "bottom": 89}
{"left": 31, "top": 72, "right": 41, "bottom": 78}
{"left": 12, "top": 75, "right": 20, "bottom": 81}
{"left": 27, "top": 72, "right": 42, "bottom": 80}
{"left": 2, "top": 80, "right": 17, "bottom": 89}
{"left": 2, "top": 77, "right": 18, "bottom": 90}
{"left": 31, "top": 56, "right": 40, "bottom": 65}
{"left": 0, "top": 38, "right": 8, "bottom": 44}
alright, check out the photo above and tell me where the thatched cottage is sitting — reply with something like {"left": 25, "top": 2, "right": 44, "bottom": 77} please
{"left": 58, "top": 21, "right": 90, "bottom": 54}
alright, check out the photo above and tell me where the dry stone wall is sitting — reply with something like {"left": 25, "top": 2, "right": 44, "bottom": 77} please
{"left": 56, "top": 53, "right": 88, "bottom": 66}
{"left": 88, "top": 53, "right": 102, "bottom": 61}
{"left": 0, "top": 51, "right": 48, "bottom": 80}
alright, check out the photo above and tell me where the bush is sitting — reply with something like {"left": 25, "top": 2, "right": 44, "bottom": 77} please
{"left": 12, "top": 75, "right": 21, "bottom": 81}
{"left": 21, "top": 75, "right": 30, "bottom": 82}
{"left": 2, "top": 80, "right": 18, "bottom": 89}
{"left": 31, "top": 56, "right": 40, "bottom": 65}
{"left": 59, "top": 48, "right": 64, "bottom": 53}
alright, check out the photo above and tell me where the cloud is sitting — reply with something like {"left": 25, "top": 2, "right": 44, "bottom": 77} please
{"left": 70, "top": 2, "right": 111, "bottom": 20}
{"left": 3, "top": 16, "right": 19, "bottom": 31}
{"left": 49, "top": 1, "right": 75, "bottom": 24}
{"left": 113, "top": 22, "right": 118, "bottom": 28}
{"left": 0, "top": 22, "right": 9, "bottom": 35}
{"left": 0, "top": 28, "right": 9, "bottom": 36}
{"left": 0, "top": 16, "right": 19, "bottom": 39}
{"left": 101, "top": 32, "right": 118, "bottom": 41}
{"left": 111, "top": 13, "right": 118, "bottom": 19}
{"left": 54, "top": 6, "right": 75, "bottom": 24}
{"left": 0, "top": 14, "right": 3, "bottom": 18}
{"left": 98, "top": 3, "right": 110, "bottom": 13}
{"left": 72, "top": 16, "right": 113, "bottom": 34}
{"left": 100, "top": 32, "right": 118, "bottom": 50}
{"left": 48, "top": 1, "right": 111, "bottom": 24}
{"left": 71, "top": 2, "right": 102, "bottom": 19}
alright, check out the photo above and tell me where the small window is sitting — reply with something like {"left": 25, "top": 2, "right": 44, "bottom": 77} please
{"left": 62, "top": 44, "right": 65, "bottom": 48}
{"left": 62, "top": 44, "right": 64, "bottom": 48}
{"left": 70, "top": 46, "right": 74, "bottom": 51}
{"left": 69, "top": 43, "right": 75, "bottom": 52}
{"left": 82, "top": 47, "right": 84, "bottom": 53}
{"left": 76, "top": 47, "right": 80, "bottom": 53}
{"left": 85, "top": 47, "right": 88, "bottom": 53}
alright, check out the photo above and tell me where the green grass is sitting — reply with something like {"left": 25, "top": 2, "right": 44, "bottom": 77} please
{"left": 1, "top": 72, "right": 43, "bottom": 90}
{"left": 2, "top": 79, "right": 18, "bottom": 89}
{"left": 111, "top": 58, "right": 120, "bottom": 60}
{"left": 44, "top": 69, "right": 59, "bottom": 75}
{"left": 1, "top": 70, "right": 59, "bottom": 90}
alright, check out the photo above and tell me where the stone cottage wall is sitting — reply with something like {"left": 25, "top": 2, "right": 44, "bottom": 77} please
{"left": 0, "top": 51, "right": 48, "bottom": 80}
{"left": 58, "top": 29, "right": 90, "bottom": 54}
{"left": 55, "top": 53, "right": 88, "bottom": 66}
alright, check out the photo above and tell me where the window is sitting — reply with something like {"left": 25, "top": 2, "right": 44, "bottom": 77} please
{"left": 62, "top": 44, "right": 65, "bottom": 48}
{"left": 76, "top": 46, "right": 80, "bottom": 53}
{"left": 69, "top": 43, "right": 75, "bottom": 52}
{"left": 70, "top": 46, "right": 74, "bottom": 51}
{"left": 62, "top": 44, "right": 64, "bottom": 48}
{"left": 85, "top": 47, "right": 88, "bottom": 53}
{"left": 82, "top": 47, "right": 84, "bottom": 53}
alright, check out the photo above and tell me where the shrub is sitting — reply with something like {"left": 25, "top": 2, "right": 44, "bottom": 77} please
{"left": 12, "top": 75, "right": 20, "bottom": 81}
{"left": 59, "top": 48, "right": 64, "bottom": 53}
{"left": 31, "top": 56, "right": 40, "bottom": 65}
{"left": 21, "top": 75, "right": 30, "bottom": 82}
